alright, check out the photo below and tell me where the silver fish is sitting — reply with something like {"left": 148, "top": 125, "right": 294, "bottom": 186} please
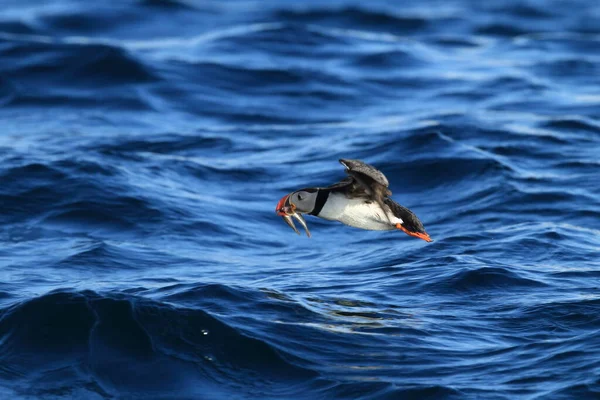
{"left": 282, "top": 214, "right": 301, "bottom": 235}
{"left": 280, "top": 213, "right": 311, "bottom": 237}
{"left": 292, "top": 213, "right": 311, "bottom": 238}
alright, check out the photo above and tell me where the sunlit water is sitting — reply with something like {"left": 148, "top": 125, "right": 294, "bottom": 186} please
{"left": 1, "top": 0, "right": 600, "bottom": 399}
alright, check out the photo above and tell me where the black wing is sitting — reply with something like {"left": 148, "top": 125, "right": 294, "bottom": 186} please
{"left": 339, "top": 159, "right": 389, "bottom": 188}
{"left": 339, "top": 158, "right": 392, "bottom": 205}
{"left": 324, "top": 176, "right": 370, "bottom": 198}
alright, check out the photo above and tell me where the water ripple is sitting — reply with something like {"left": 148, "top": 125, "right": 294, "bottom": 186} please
{"left": 1, "top": 0, "right": 600, "bottom": 399}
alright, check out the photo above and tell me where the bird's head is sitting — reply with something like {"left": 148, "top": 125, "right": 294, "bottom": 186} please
{"left": 275, "top": 189, "right": 319, "bottom": 215}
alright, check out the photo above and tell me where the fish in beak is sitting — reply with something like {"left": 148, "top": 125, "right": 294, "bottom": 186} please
{"left": 276, "top": 194, "right": 294, "bottom": 216}
{"left": 276, "top": 194, "right": 311, "bottom": 237}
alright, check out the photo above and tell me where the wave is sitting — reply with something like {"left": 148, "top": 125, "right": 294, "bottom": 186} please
{"left": 95, "top": 134, "right": 234, "bottom": 156}
{"left": 0, "top": 41, "right": 158, "bottom": 87}
{"left": 2, "top": 0, "right": 600, "bottom": 398}
{"left": 518, "top": 298, "right": 600, "bottom": 330}
{"left": 0, "top": 290, "right": 318, "bottom": 399}
{"left": 348, "top": 49, "right": 426, "bottom": 70}
{"left": 541, "top": 117, "right": 600, "bottom": 134}
{"left": 476, "top": 23, "right": 531, "bottom": 37}
{"left": 533, "top": 58, "right": 600, "bottom": 79}
{"left": 275, "top": 7, "right": 431, "bottom": 34}
{"left": 0, "top": 21, "right": 36, "bottom": 35}
{"left": 441, "top": 266, "right": 547, "bottom": 292}
{"left": 0, "top": 161, "right": 162, "bottom": 232}
{"left": 0, "top": 39, "right": 159, "bottom": 111}
{"left": 138, "top": 0, "right": 197, "bottom": 11}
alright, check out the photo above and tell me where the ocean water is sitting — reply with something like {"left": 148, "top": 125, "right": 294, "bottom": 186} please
{"left": 1, "top": 0, "right": 600, "bottom": 399}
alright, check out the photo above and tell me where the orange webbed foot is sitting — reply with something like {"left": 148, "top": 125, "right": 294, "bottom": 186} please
{"left": 396, "top": 223, "right": 433, "bottom": 242}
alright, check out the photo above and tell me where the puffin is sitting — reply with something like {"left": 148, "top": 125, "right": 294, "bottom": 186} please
{"left": 276, "top": 159, "right": 432, "bottom": 242}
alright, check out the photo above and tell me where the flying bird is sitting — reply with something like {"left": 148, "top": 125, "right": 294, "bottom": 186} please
{"left": 276, "top": 159, "right": 432, "bottom": 242}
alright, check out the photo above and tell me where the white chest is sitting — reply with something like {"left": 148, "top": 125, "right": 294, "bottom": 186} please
{"left": 317, "top": 194, "right": 402, "bottom": 231}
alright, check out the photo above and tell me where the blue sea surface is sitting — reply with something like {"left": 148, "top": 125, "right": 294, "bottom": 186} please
{"left": 1, "top": 0, "right": 600, "bottom": 399}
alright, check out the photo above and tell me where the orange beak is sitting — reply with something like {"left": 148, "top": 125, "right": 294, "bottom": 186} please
{"left": 276, "top": 194, "right": 288, "bottom": 216}
{"left": 276, "top": 194, "right": 295, "bottom": 216}
{"left": 276, "top": 194, "right": 311, "bottom": 237}
{"left": 396, "top": 224, "right": 433, "bottom": 242}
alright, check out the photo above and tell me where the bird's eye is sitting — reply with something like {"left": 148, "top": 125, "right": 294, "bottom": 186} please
{"left": 297, "top": 194, "right": 304, "bottom": 201}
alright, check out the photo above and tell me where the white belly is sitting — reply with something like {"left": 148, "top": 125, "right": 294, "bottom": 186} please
{"left": 318, "top": 194, "right": 402, "bottom": 231}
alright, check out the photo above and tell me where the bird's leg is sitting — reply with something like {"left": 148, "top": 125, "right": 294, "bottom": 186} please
{"left": 395, "top": 223, "right": 433, "bottom": 242}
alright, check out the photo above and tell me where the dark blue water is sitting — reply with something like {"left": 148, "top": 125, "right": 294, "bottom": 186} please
{"left": 1, "top": 0, "right": 600, "bottom": 398}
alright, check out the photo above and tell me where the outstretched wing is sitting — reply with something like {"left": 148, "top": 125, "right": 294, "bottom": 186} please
{"left": 339, "top": 159, "right": 392, "bottom": 199}
{"left": 340, "top": 159, "right": 389, "bottom": 187}
{"left": 324, "top": 176, "right": 370, "bottom": 198}
{"left": 339, "top": 158, "right": 394, "bottom": 223}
